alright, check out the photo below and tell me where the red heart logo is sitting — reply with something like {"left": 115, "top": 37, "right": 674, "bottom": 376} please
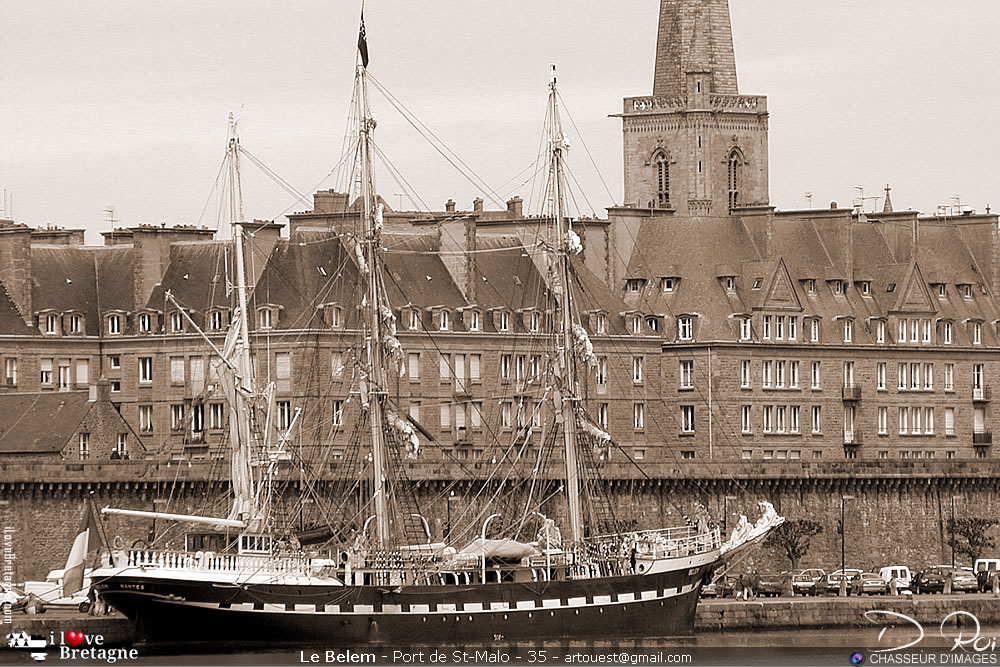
{"left": 66, "top": 631, "right": 85, "bottom": 647}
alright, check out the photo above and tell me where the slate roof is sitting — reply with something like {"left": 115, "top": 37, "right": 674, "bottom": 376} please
{"left": 32, "top": 246, "right": 135, "bottom": 332}
{"left": 0, "top": 391, "right": 90, "bottom": 453}
{"left": 0, "top": 282, "right": 36, "bottom": 335}
{"left": 146, "top": 242, "right": 231, "bottom": 323}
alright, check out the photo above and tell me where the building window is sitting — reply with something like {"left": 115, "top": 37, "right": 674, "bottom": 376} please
{"left": 277, "top": 401, "right": 292, "bottom": 430}
{"left": 209, "top": 311, "right": 223, "bottom": 331}
{"left": 44, "top": 313, "right": 58, "bottom": 335}
{"left": 39, "top": 358, "right": 53, "bottom": 385}
{"left": 110, "top": 380, "right": 121, "bottom": 393}
{"left": 973, "top": 363, "right": 984, "bottom": 392}
{"left": 679, "top": 360, "right": 693, "bottom": 389}
{"left": 108, "top": 314, "right": 121, "bottom": 335}
{"left": 680, "top": 405, "right": 694, "bottom": 433}
{"left": 727, "top": 149, "right": 741, "bottom": 210}
{"left": 945, "top": 407, "right": 955, "bottom": 436}
{"left": 598, "top": 403, "right": 609, "bottom": 430}
{"left": 811, "top": 361, "right": 821, "bottom": 389}
{"left": 646, "top": 317, "right": 659, "bottom": 332}
{"left": 407, "top": 352, "right": 420, "bottom": 381}
{"left": 191, "top": 403, "right": 204, "bottom": 434}
{"left": 170, "top": 357, "right": 185, "bottom": 385}
{"left": 876, "top": 320, "right": 885, "bottom": 344}
{"left": 922, "top": 319, "right": 931, "bottom": 344}
{"left": 625, "top": 279, "right": 644, "bottom": 293}
{"left": 843, "top": 319, "right": 853, "bottom": 343}
{"left": 811, "top": 406, "right": 821, "bottom": 434}
{"left": 878, "top": 406, "right": 887, "bottom": 435}
{"left": 925, "top": 407, "right": 934, "bottom": 434}
{"left": 171, "top": 311, "right": 184, "bottom": 333}
{"left": 776, "top": 316, "right": 785, "bottom": 340}
{"left": 439, "top": 310, "right": 450, "bottom": 331}
{"left": 78, "top": 433, "right": 89, "bottom": 460}
{"left": 898, "top": 407, "right": 908, "bottom": 434}
{"left": 877, "top": 362, "right": 886, "bottom": 390}
{"left": 963, "top": 284, "right": 973, "bottom": 299}
{"left": 788, "top": 317, "right": 797, "bottom": 341}
{"left": 680, "top": 450, "right": 695, "bottom": 460}
{"left": 741, "top": 405, "right": 752, "bottom": 433}
{"left": 810, "top": 319, "right": 819, "bottom": 343}
{"left": 139, "top": 404, "right": 153, "bottom": 433}
{"left": 258, "top": 308, "right": 272, "bottom": 330}
{"left": 4, "top": 358, "right": 16, "bottom": 386}
{"left": 138, "top": 357, "right": 153, "bottom": 384}
{"left": 332, "top": 400, "right": 344, "bottom": 427}
{"left": 923, "top": 363, "right": 933, "bottom": 390}
{"left": 630, "top": 316, "right": 642, "bottom": 334}
{"left": 790, "top": 406, "right": 800, "bottom": 433}
{"left": 634, "top": 403, "right": 646, "bottom": 430}
{"left": 331, "top": 352, "right": 344, "bottom": 379}
{"left": 843, "top": 361, "right": 854, "bottom": 387}
{"left": 632, "top": 357, "right": 643, "bottom": 384}
{"left": 498, "top": 311, "right": 510, "bottom": 332}
{"left": 170, "top": 404, "right": 185, "bottom": 431}
{"left": 68, "top": 314, "right": 81, "bottom": 334}
{"left": 775, "top": 361, "right": 786, "bottom": 388}
{"left": 741, "top": 360, "right": 751, "bottom": 388}
{"left": 136, "top": 312, "right": 151, "bottom": 333}
{"left": 114, "top": 433, "right": 128, "bottom": 459}
{"left": 860, "top": 281, "right": 871, "bottom": 296}
{"left": 789, "top": 361, "right": 799, "bottom": 388}
{"left": 655, "top": 151, "right": 670, "bottom": 207}
{"left": 973, "top": 322, "right": 983, "bottom": 345}
{"left": 762, "top": 405, "right": 773, "bottom": 433}
{"left": 725, "top": 277, "right": 735, "bottom": 292}
{"left": 439, "top": 354, "right": 451, "bottom": 381}
{"left": 678, "top": 317, "right": 692, "bottom": 340}
{"left": 776, "top": 406, "right": 786, "bottom": 433}
{"left": 763, "top": 315, "right": 771, "bottom": 339}
{"left": 661, "top": 277, "right": 676, "bottom": 293}
{"left": 210, "top": 403, "right": 224, "bottom": 430}
{"left": 833, "top": 281, "right": 845, "bottom": 296}
{"left": 739, "top": 317, "right": 752, "bottom": 341}
{"left": 897, "top": 320, "right": 906, "bottom": 343}
{"left": 944, "top": 321, "right": 953, "bottom": 344}
{"left": 595, "top": 313, "right": 607, "bottom": 334}
{"left": 58, "top": 361, "right": 71, "bottom": 390}
{"left": 762, "top": 360, "right": 772, "bottom": 388}
{"left": 468, "top": 310, "right": 480, "bottom": 332}
{"left": 909, "top": 318, "right": 919, "bottom": 343}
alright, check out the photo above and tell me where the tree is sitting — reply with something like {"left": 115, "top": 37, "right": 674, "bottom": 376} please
{"left": 763, "top": 519, "right": 823, "bottom": 570}
{"left": 948, "top": 518, "right": 1000, "bottom": 564}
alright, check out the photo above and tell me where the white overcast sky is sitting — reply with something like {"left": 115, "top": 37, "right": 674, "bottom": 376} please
{"left": 2, "top": 1, "right": 999, "bottom": 243}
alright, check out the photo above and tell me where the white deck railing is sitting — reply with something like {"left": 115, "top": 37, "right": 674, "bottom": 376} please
{"left": 119, "top": 549, "right": 307, "bottom": 575}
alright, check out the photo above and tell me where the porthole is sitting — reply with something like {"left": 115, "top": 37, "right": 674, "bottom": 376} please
{"left": 504, "top": 614, "right": 508, "bottom": 620}
{"left": 468, "top": 616, "right": 473, "bottom": 622}
{"left": 455, "top": 616, "right": 460, "bottom": 622}
{"left": 422, "top": 617, "right": 427, "bottom": 622}
{"left": 600, "top": 608, "right": 604, "bottom": 614}
{"left": 550, "top": 611, "right": 555, "bottom": 617}
{"left": 527, "top": 612, "right": 532, "bottom": 618}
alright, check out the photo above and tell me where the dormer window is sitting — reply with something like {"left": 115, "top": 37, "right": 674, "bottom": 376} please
{"left": 809, "top": 318, "right": 820, "bottom": 343}
{"left": 107, "top": 314, "right": 121, "bottom": 335}
{"left": 498, "top": 311, "right": 510, "bottom": 332}
{"left": 725, "top": 277, "right": 736, "bottom": 292}
{"left": 739, "top": 317, "right": 752, "bottom": 341}
{"left": 43, "top": 313, "right": 58, "bottom": 335}
{"left": 961, "top": 284, "right": 973, "bottom": 300}
{"left": 876, "top": 320, "right": 886, "bottom": 344}
{"left": 138, "top": 312, "right": 152, "bottom": 334}
{"left": 678, "top": 316, "right": 693, "bottom": 341}
{"left": 209, "top": 310, "right": 224, "bottom": 332}
{"left": 625, "top": 278, "right": 645, "bottom": 294}
{"left": 859, "top": 281, "right": 871, "bottom": 296}
{"left": 595, "top": 313, "right": 607, "bottom": 334}
{"left": 259, "top": 308, "right": 272, "bottom": 330}
{"left": 68, "top": 314, "right": 81, "bottom": 334}
{"left": 805, "top": 279, "right": 817, "bottom": 295}
{"left": 169, "top": 311, "right": 184, "bottom": 332}
{"left": 527, "top": 311, "right": 540, "bottom": 333}
{"left": 973, "top": 321, "right": 983, "bottom": 345}
{"left": 406, "top": 309, "right": 419, "bottom": 330}
{"left": 645, "top": 317, "right": 659, "bottom": 332}
{"left": 752, "top": 278, "right": 763, "bottom": 290}
{"left": 468, "top": 310, "right": 480, "bottom": 332}
{"left": 661, "top": 277, "right": 678, "bottom": 293}
{"left": 936, "top": 284, "right": 947, "bottom": 299}
{"left": 843, "top": 318, "right": 853, "bottom": 343}
{"left": 943, "top": 320, "right": 953, "bottom": 344}
{"left": 630, "top": 315, "right": 642, "bottom": 334}
{"left": 439, "top": 310, "right": 450, "bottom": 331}
{"left": 833, "top": 280, "right": 845, "bottom": 295}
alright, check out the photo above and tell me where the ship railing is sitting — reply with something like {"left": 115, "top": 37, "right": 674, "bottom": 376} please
{"left": 582, "top": 526, "right": 721, "bottom": 562}
{"left": 120, "top": 549, "right": 307, "bottom": 575}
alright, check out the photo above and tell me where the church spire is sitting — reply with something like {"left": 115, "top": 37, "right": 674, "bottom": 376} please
{"left": 883, "top": 184, "right": 894, "bottom": 213}
{"left": 653, "top": 0, "right": 739, "bottom": 97}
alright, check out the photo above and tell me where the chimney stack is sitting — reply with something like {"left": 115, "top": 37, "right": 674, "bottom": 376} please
{"left": 506, "top": 196, "right": 523, "bottom": 218}
{"left": 473, "top": 198, "right": 484, "bottom": 213}
{"left": 445, "top": 199, "right": 456, "bottom": 213}
{"left": 0, "top": 221, "right": 33, "bottom": 325}
{"left": 313, "top": 190, "right": 350, "bottom": 213}
{"left": 439, "top": 218, "right": 477, "bottom": 303}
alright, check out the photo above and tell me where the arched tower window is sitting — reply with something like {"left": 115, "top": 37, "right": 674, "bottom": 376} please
{"left": 654, "top": 151, "right": 670, "bottom": 207}
{"left": 728, "top": 149, "right": 742, "bottom": 210}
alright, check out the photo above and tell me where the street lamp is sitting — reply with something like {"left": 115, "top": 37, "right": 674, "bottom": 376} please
{"left": 481, "top": 513, "right": 501, "bottom": 584}
{"left": 840, "top": 495, "right": 855, "bottom": 596}
{"left": 951, "top": 495, "right": 963, "bottom": 568}
{"left": 446, "top": 490, "right": 456, "bottom": 541}
{"left": 723, "top": 495, "right": 738, "bottom": 538}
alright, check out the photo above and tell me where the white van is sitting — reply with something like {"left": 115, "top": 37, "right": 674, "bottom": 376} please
{"left": 974, "top": 559, "right": 1000, "bottom": 575}
{"left": 878, "top": 565, "right": 912, "bottom": 592}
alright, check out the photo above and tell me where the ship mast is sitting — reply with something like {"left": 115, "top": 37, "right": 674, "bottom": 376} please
{"left": 547, "top": 66, "right": 584, "bottom": 544}
{"left": 356, "top": 60, "right": 391, "bottom": 548}
{"left": 227, "top": 114, "right": 253, "bottom": 393}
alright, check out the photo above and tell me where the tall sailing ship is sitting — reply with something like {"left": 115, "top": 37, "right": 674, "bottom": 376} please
{"left": 91, "top": 11, "right": 782, "bottom": 649}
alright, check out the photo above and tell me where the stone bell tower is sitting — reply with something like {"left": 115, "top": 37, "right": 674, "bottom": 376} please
{"left": 620, "top": 0, "right": 769, "bottom": 215}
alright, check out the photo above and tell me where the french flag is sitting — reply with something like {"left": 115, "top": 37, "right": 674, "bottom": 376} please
{"left": 62, "top": 503, "right": 102, "bottom": 597}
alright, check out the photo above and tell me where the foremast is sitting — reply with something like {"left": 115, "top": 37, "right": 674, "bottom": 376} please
{"left": 356, "top": 59, "right": 391, "bottom": 549}
{"left": 547, "top": 67, "right": 584, "bottom": 544}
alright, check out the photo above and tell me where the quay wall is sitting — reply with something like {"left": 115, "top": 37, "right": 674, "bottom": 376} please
{"left": 1, "top": 461, "right": 998, "bottom": 581}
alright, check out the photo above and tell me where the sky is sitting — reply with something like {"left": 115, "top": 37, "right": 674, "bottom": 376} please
{"left": 2, "top": 1, "right": 999, "bottom": 244}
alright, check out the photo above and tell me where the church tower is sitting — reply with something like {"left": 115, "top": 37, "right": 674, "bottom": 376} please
{"left": 620, "top": 0, "right": 769, "bottom": 215}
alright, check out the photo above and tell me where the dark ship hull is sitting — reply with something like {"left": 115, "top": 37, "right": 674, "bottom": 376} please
{"left": 94, "top": 554, "right": 714, "bottom": 649}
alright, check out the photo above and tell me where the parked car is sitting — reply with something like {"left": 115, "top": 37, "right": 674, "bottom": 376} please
{"left": 913, "top": 566, "right": 978, "bottom": 593}
{"left": 878, "top": 565, "right": 913, "bottom": 592}
{"left": 700, "top": 574, "right": 737, "bottom": 598}
{"left": 756, "top": 572, "right": 791, "bottom": 597}
{"left": 809, "top": 569, "right": 863, "bottom": 596}
{"left": 791, "top": 568, "right": 825, "bottom": 595}
{"left": 850, "top": 572, "right": 887, "bottom": 595}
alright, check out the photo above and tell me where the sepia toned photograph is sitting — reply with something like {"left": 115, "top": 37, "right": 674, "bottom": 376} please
{"left": 1, "top": 2, "right": 999, "bottom": 665}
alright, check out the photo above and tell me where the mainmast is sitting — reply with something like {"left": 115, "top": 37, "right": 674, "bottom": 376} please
{"left": 548, "top": 66, "right": 584, "bottom": 544}
{"left": 356, "top": 59, "right": 391, "bottom": 548}
{"left": 227, "top": 114, "right": 253, "bottom": 392}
